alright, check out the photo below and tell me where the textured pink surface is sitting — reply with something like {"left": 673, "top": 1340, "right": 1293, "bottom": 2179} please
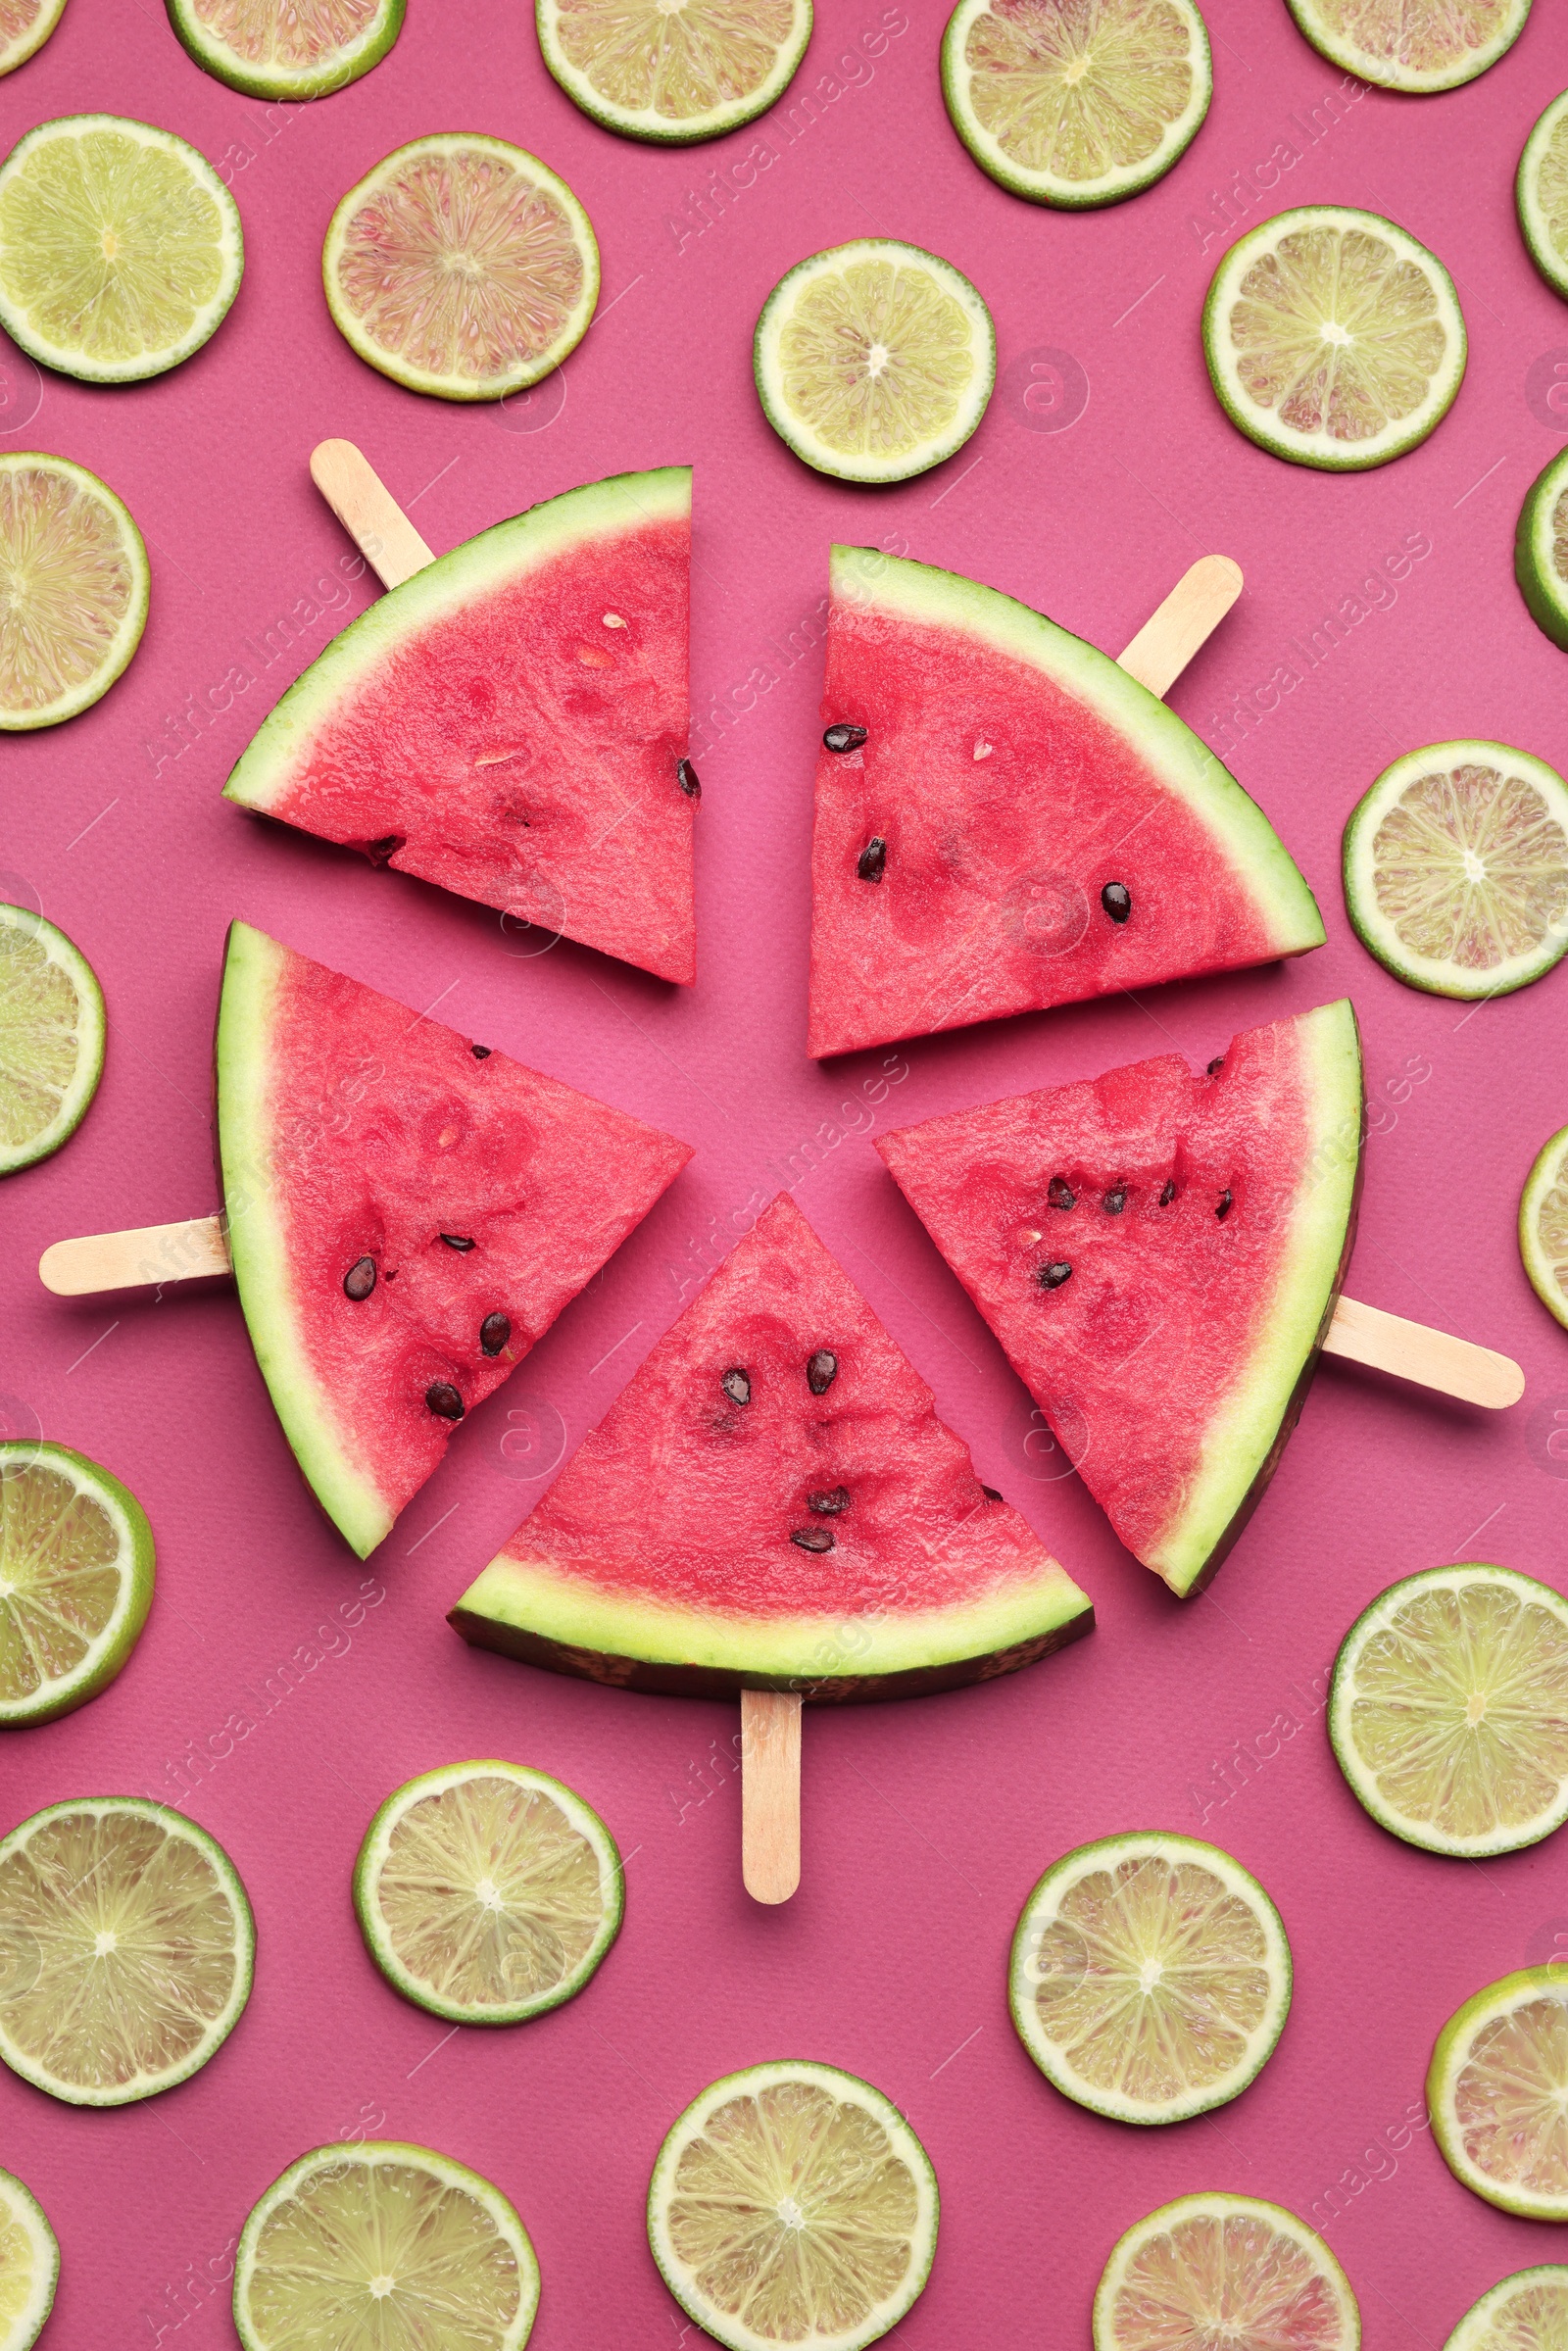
{"left": 4, "top": 4, "right": 1568, "bottom": 2345}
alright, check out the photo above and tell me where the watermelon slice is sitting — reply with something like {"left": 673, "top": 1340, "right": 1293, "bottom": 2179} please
{"left": 450, "top": 1194, "right": 1092, "bottom": 1696}
{"left": 808, "top": 547, "right": 1326, "bottom": 1056}
{"left": 876, "top": 1001, "right": 1363, "bottom": 1596}
{"left": 224, "top": 468, "right": 696, "bottom": 984}
{"left": 216, "top": 921, "right": 692, "bottom": 1557}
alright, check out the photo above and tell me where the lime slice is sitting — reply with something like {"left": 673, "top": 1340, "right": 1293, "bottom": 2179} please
{"left": 234, "top": 2140, "right": 539, "bottom": 2351}
{"left": 323, "top": 134, "right": 599, "bottom": 402}
{"left": 1430, "top": 1970, "right": 1568, "bottom": 2219}
{"left": 1342, "top": 740, "right": 1568, "bottom": 999}
{"left": 754, "top": 239, "right": 996, "bottom": 485}
{"left": 1329, "top": 1564, "right": 1568, "bottom": 1858}
{"left": 1520, "top": 91, "right": 1568, "bottom": 302}
{"left": 1516, "top": 446, "right": 1568, "bottom": 655}
{"left": 0, "top": 116, "right": 243, "bottom": 384}
{"left": 0, "top": 1796, "right": 253, "bottom": 2105}
{"left": 0, "top": 1441, "right": 155, "bottom": 1728}
{"left": 537, "top": 0, "right": 812, "bottom": 144}
{"left": 353, "top": 1759, "right": 622, "bottom": 2024}
{"left": 648, "top": 2060, "right": 939, "bottom": 2351}
{"left": 1094, "top": 2193, "right": 1359, "bottom": 2351}
{"left": 0, "top": 2171, "right": 56, "bottom": 2351}
{"left": 1284, "top": 0, "right": 1530, "bottom": 91}
{"left": 1008, "top": 1831, "right": 1292, "bottom": 2125}
{"left": 941, "top": 0, "right": 1212, "bottom": 210}
{"left": 1446, "top": 2269, "right": 1568, "bottom": 2351}
{"left": 1203, "top": 204, "right": 1466, "bottom": 470}
{"left": 1, "top": 454, "right": 149, "bottom": 730}
{"left": 0, "top": 0, "right": 68, "bottom": 76}
{"left": 166, "top": 0, "right": 405, "bottom": 99}
{"left": 1522, "top": 1124, "right": 1568, "bottom": 1331}
{"left": 0, "top": 906, "right": 106, "bottom": 1175}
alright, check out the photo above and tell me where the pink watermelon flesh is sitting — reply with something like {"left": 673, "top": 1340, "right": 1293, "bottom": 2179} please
{"left": 876, "top": 1002, "right": 1364, "bottom": 1596}
{"left": 450, "top": 1193, "right": 1093, "bottom": 1698}
{"left": 216, "top": 921, "right": 692, "bottom": 1556}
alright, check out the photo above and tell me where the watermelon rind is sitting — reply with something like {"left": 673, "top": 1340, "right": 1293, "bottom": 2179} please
{"left": 536, "top": 0, "right": 813, "bottom": 145}
{"left": 165, "top": 0, "right": 405, "bottom": 99}
{"left": 1443, "top": 2267, "right": 1568, "bottom": 2351}
{"left": 1515, "top": 446, "right": 1568, "bottom": 653}
{"left": 1093, "top": 2192, "right": 1359, "bottom": 2351}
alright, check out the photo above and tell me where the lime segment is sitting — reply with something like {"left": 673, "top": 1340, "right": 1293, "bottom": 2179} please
{"left": 1094, "top": 2193, "right": 1359, "bottom": 2351}
{"left": 0, "top": 906, "right": 106, "bottom": 1175}
{"left": 166, "top": 0, "right": 405, "bottom": 98}
{"left": 1, "top": 454, "right": 149, "bottom": 729}
{"left": 0, "top": 0, "right": 68, "bottom": 76}
{"left": 0, "top": 2171, "right": 56, "bottom": 2351}
{"left": 1515, "top": 446, "right": 1568, "bottom": 654}
{"left": 1520, "top": 90, "right": 1568, "bottom": 302}
{"left": 1284, "top": 0, "right": 1530, "bottom": 91}
{"left": 537, "top": 0, "right": 811, "bottom": 144}
{"left": 1430, "top": 1971, "right": 1568, "bottom": 2220}
{"left": 0, "top": 1441, "right": 155, "bottom": 1728}
{"left": 1445, "top": 2268, "right": 1568, "bottom": 2351}
{"left": 1522, "top": 1124, "right": 1568, "bottom": 1331}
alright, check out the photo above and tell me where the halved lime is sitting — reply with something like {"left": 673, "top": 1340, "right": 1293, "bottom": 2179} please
{"left": 941, "top": 0, "right": 1212, "bottom": 210}
{"left": 1516, "top": 446, "right": 1568, "bottom": 654}
{"left": 1203, "top": 205, "right": 1466, "bottom": 469}
{"left": 353, "top": 1759, "right": 622, "bottom": 2025}
{"left": 537, "top": 0, "right": 811, "bottom": 144}
{"left": 166, "top": 0, "right": 405, "bottom": 99}
{"left": 0, "top": 906, "right": 106, "bottom": 1175}
{"left": 1094, "top": 2193, "right": 1359, "bottom": 2351}
{"left": 0, "top": 0, "right": 68, "bottom": 77}
{"left": 1, "top": 454, "right": 149, "bottom": 730}
{"left": 1521, "top": 91, "right": 1568, "bottom": 302}
{"left": 1343, "top": 741, "right": 1568, "bottom": 999}
{"left": 755, "top": 239, "right": 995, "bottom": 484}
{"left": 648, "top": 2060, "right": 939, "bottom": 2351}
{"left": 1008, "top": 1831, "right": 1291, "bottom": 2125}
{"left": 1284, "top": 0, "right": 1530, "bottom": 90}
{"left": 1522, "top": 1124, "right": 1568, "bottom": 1331}
{"left": 323, "top": 134, "right": 599, "bottom": 401}
{"left": 234, "top": 2140, "right": 539, "bottom": 2351}
{"left": 0, "top": 2171, "right": 56, "bottom": 2351}
{"left": 1329, "top": 1564, "right": 1568, "bottom": 1858}
{"left": 0, "top": 1441, "right": 154, "bottom": 1728}
{"left": 0, "top": 116, "right": 243, "bottom": 384}
{"left": 1430, "top": 1970, "right": 1568, "bottom": 2219}
{"left": 1446, "top": 2269, "right": 1568, "bottom": 2351}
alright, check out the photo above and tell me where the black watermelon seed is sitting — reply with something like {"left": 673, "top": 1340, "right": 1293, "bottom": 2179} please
{"left": 823, "top": 723, "right": 868, "bottom": 754}
{"left": 1039, "top": 1261, "right": 1072, "bottom": 1290}
{"left": 676, "top": 758, "right": 702, "bottom": 798}
{"left": 858, "top": 836, "right": 887, "bottom": 883}
{"left": 343, "top": 1256, "right": 376, "bottom": 1301}
{"left": 981, "top": 1485, "right": 1003, "bottom": 1501}
{"left": 440, "top": 1233, "right": 476, "bottom": 1252}
{"left": 1207, "top": 1056, "right": 1225, "bottom": 1076}
{"left": 721, "top": 1368, "right": 752, "bottom": 1407}
{"left": 364, "top": 835, "right": 403, "bottom": 867}
{"left": 479, "top": 1313, "right": 512, "bottom": 1357}
{"left": 383, "top": 1267, "right": 398, "bottom": 1281}
{"left": 425, "top": 1381, "right": 465, "bottom": 1420}
{"left": 807, "top": 1349, "right": 838, "bottom": 1395}
{"left": 1103, "top": 1187, "right": 1127, "bottom": 1214}
{"left": 1216, "top": 1190, "right": 1234, "bottom": 1220}
{"left": 1048, "top": 1177, "right": 1076, "bottom": 1211}
{"left": 808, "top": 1485, "right": 851, "bottom": 1515}
{"left": 1101, "top": 882, "right": 1132, "bottom": 924}
{"left": 471, "top": 1045, "right": 492, "bottom": 1059}
{"left": 1158, "top": 1180, "right": 1177, "bottom": 1206}
{"left": 791, "top": 1527, "right": 835, "bottom": 1552}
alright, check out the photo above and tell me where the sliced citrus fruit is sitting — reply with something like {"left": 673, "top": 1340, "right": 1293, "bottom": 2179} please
{"left": 1094, "top": 2192, "right": 1359, "bottom": 2351}
{"left": 1430, "top": 1970, "right": 1568, "bottom": 2219}
{"left": 1203, "top": 204, "right": 1465, "bottom": 469}
{"left": 941, "top": 0, "right": 1212, "bottom": 210}
{"left": 1515, "top": 446, "right": 1568, "bottom": 655}
{"left": 0, "top": 906, "right": 106, "bottom": 1175}
{"left": 1284, "top": 0, "right": 1530, "bottom": 91}
{"left": 0, "top": 1796, "right": 253, "bottom": 2104}
{"left": 1329, "top": 1564, "right": 1568, "bottom": 1858}
{"left": 166, "top": 0, "right": 405, "bottom": 99}
{"left": 0, "top": 1441, "right": 155, "bottom": 1728}
{"left": 537, "top": 0, "right": 812, "bottom": 144}
{"left": 234, "top": 2140, "right": 540, "bottom": 2351}
{"left": 1008, "top": 1831, "right": 1291, "bottom": 2124}
{"left": 0, "top": 115, "right": 243, "bottom": 383}
{"left": 0, "top": 0, "right": 68, "bottom": 77}
{"left": 323, "top": 134, "right": 599, "bottom": 401}
{"left": 0, "top": 2171, "right": 56, "bottom": 2351}
{"left": 754, "top": 238, "right": 995, "bottom": 484}
{"left": 353, "top": 1759, "right": 622, "bottom": 2025}
{"left": 1520, "top": 90, "right": 1568, "bottom": 302}
{"left": 648, "top": 2060, "right": 939, "bottom": 2351}
{"left": 1, "top": 454, "right": 149, "bottom": 730}
{"left": 1522, "top": 1124, "right": 1568, "bottom": 1332}
{"left": 1446, "top": 2268, "right": 1568, "bottom": 2351}
{"left": 1342, "top": 740, "right": 1568, "bottom": 999}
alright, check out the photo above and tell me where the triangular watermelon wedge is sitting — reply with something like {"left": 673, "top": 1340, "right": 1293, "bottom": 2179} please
{"left": 808, "top": 547, "right": 1326, "bottom": 1055}
{"left": 216, "top": 922, "right": 692, "bottom": 1557}
{"left": 224, "top": 468, "right": 697, "bottom": 984}
{"left": 876, "top": 1002, "right": 1363, "bottom": 1596}
{"left": 450, "top": 1194, "right": 1092, "bottom": 1696}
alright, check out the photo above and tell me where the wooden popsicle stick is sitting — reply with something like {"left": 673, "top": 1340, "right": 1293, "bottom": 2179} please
{"left": 741, "top": 1690, "right": 802, "bottom": 1904}
{"left": 1116, "top": 554, "right": 1244, "bottom": 697}
{"left": 310, "top": 439, "right": 436, "bottom": 593}
{"left": 1322, "top": 1295, "right": 1523, "bottom": 1410}
{"left": 38, "top": 1215, "right": 231, "bottom": 1298}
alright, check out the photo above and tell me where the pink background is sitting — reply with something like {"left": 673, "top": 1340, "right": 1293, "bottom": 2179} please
{"left": 5, "top": 1, "right": 1568, "bottom": 2342}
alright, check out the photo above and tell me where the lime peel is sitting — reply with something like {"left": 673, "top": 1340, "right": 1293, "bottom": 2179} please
{"left": 0, "top": 0, "right": 68, "bottom": 77}
{"left": 0, "top": 454, "right": 149, "bottom": 730}
{"left": 0, "top": 906, "right": 106, "bottom": 1174}
{"left": 1522, "top": 1125, "right": 1568, "bottom": 1332}
{"left": 1093, "top": 2191, "right": 1360, "bottom": 2351}
{"left": 0, "top": 2169, "right": 57, "bottom": 2351}
{"left": 0, "top": 1441, "right": 155, "bottom": 1726}
{"left": 1520, "top": 88, "right": 1568, "bottom": 303}
{"left": 165, "top": 0, "right": 406, "bottom": 99}
{"left": 1443, "top": 2267, "right": 1568, "bottom": 2351}
{"left": 1430, "top": 1969, "right": 1568, "bottom": 2220}
{"left": 1283, "top": 0, "right": 1531, "bottom": 92}
{"left": 1515, "top": 444, "right": 1568, "bottom": 654}
{"left": 537, "top": 0, "right": 812, "bottom": 145}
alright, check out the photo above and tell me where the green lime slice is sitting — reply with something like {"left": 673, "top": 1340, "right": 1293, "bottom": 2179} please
{"left": 537, "top": 0, "right": 812, "bottom": 144}
{"left": 1516, "top": 446, "right": 1568, "bottom": 654}
{"left": 754, "top": 238, "right": 996, "bottom": 484}
{"left": 1203, "top": 204, "right": 1466, "bottom": 469}
{"left": 1521, "top": 90, "right": 1568, "bottom": 301}
{"left": 1, "top": 454, "right": 149, "bottom": 730}
{"left": 941, "top": 0, "right": 1212, "bottom": 210}
{"left": 1094, "top": 2193, "right": 1360, "bottom": 2351}
{"left": 1342, "top": 739, "right": 1568, "bottom": 999}
{"left": 322, "top": 134, "right": 599, "bottom": 401}
{"left": 0, "top": 2171, "right": 56, "bottom": 2351}
{"left": 353, "top": 1759, "right": 623, "bottom": 2024}
{"left": 0, "top": 906, "right": 106, "bottom": 1175}
{"left": 1008, "top": 1831, "right": 1292, "bottom": 2125}
{"left": 234, "top": 2140, "right": 540, "bottom": 2351}
{"left": 0, "top": 1441, "right": 155, "bottom": 1728}
{"left": 0, "top": 0, "right": 68, "bottom": 76}
{"left": 1522, "top": 1123, "right": 1568, "bottom": 1331}
{"left": 166, "top": 0, "right": 405, "bottom": 99}
{"left": 1284, "top": 0, "right": 1530, "bottom": 90}
{"left": 1329, "top": 1564, "right": 1568, "bottom": 1858}
{"left": 1430, "top": 1970, "right": 1568, "bottom": 2220}
{"left": 0, "top": 1796, "right": 253, "bottom": 2105}
{"left": 1445, "top": 2267, "right": 1568, "bottom": 2351}
{"left": 0, "top": 115, "right": 243, "bottom": 384}
{"left": 648, "top": 2061, "right": 939, "bottom": 2351}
